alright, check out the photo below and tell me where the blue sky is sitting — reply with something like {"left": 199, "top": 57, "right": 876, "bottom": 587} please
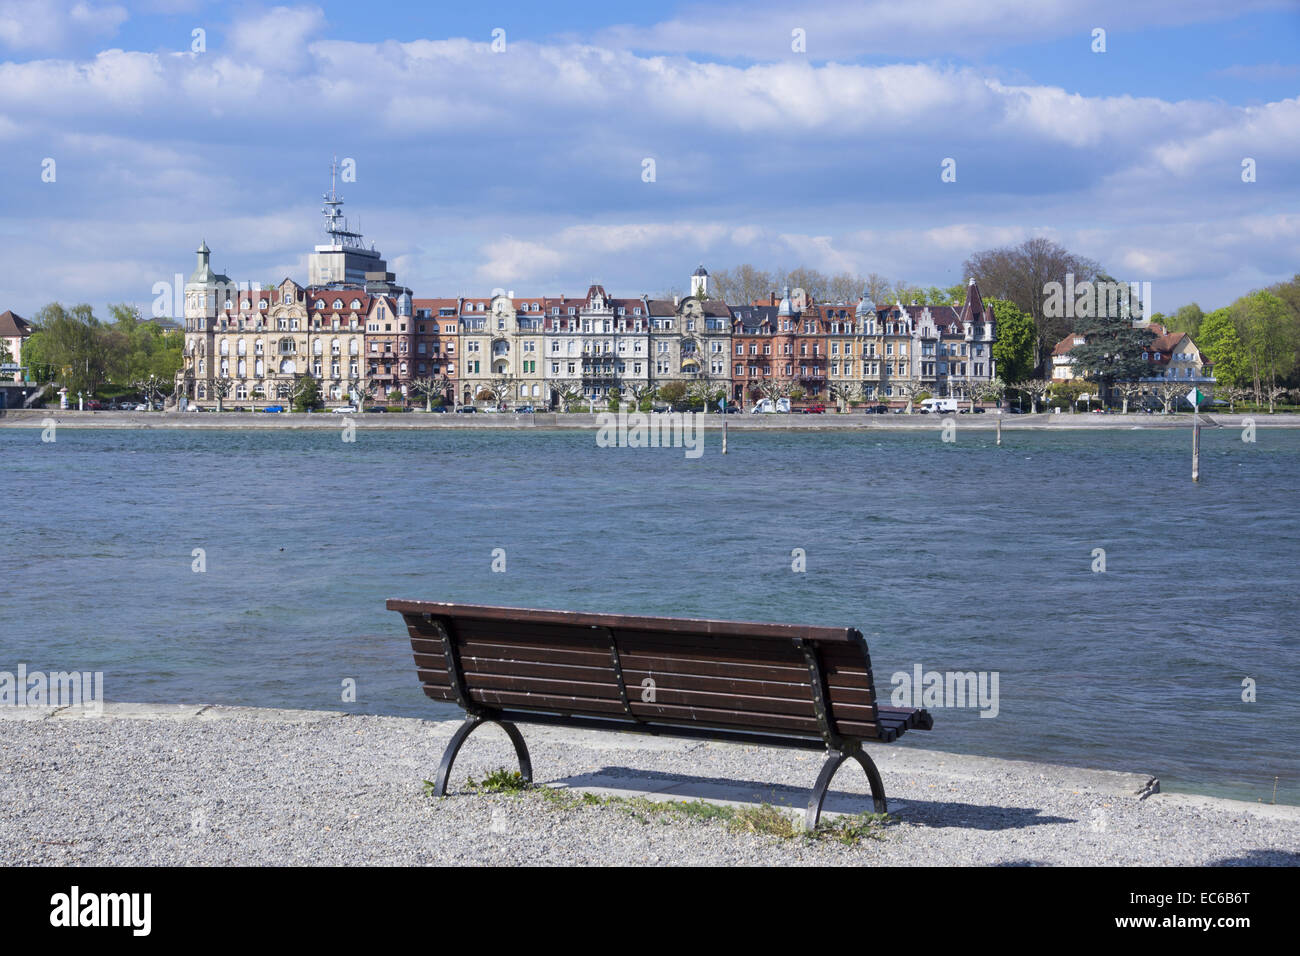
{"left": 1, "top": 0, "right": 1297, "bottom": 318}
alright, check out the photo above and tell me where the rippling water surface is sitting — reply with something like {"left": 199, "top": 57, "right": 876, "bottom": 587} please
{"left": 4, "top": 425, "right": 1297, "bottom": 804}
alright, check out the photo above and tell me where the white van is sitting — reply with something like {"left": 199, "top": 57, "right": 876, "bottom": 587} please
{"left": 919, "top": 397, "right": 959, "bottom": 414}
{"left": 749, "top": 397, "right": 791, "bottom": 413}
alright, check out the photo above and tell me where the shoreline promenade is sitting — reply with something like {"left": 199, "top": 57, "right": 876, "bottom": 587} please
{"left": 3, "top": 409, "right": 1298, "bottom": 431}
{"left": 3, "top": 702, "right": 1296, "bottom": 866}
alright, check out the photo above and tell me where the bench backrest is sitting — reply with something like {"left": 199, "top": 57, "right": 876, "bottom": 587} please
{"left": 388, "top": 600, "right": 911, "bottom": 747}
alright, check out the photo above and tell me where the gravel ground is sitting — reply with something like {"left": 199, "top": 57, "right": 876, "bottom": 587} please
{"left": 2, "top": 704, "right": 1297, "bottom": 866}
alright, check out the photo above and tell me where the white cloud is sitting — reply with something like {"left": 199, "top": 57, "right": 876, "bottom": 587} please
{"left": 594, "top": 0, "right": 1290, "bottom": 59}
{"left": 0, "top": 6, "right": 1296, "bottom": 314}
{"left": 225, "top": 4, "right": 325, "bottom": 74}
{"left": 0, "top": 0, "right": 125, "bottom": 51}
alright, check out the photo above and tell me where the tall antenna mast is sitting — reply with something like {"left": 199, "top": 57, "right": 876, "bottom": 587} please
{"left": 321, "top": 155, "right": 365, "bottom": 249}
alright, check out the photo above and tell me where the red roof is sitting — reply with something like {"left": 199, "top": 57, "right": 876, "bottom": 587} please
{"left": 0, "top": 310, "right": 31, "bottom": 337}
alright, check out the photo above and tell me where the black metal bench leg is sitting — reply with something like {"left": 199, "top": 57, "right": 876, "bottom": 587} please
{"left": 805, "top": 744, "right": 888, "bottom": 832}
{"left": 431, "top": 715, "right": 533, "bottom": 796}
{"left": 850, "top": 744, "right": 889, "bottom": 815}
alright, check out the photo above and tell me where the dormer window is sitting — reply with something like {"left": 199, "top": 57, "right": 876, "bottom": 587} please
{"left": 315, "top": 299, "right": 325, "bottom": 309}
{"left": 259, "top": 300, "right": 268, "bottom": 310}
{"left": 352, "top": 299, "right": 362, "bottom": 310}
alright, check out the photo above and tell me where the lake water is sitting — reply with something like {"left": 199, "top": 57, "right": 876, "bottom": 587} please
{"left": 4, "top": 424, "right": 1298, "bottom": 805}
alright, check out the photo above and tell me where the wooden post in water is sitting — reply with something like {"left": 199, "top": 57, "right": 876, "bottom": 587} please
{"left": 1189, "top": 386, "right": 1202, "bottom": 481}
{"left": 722, "top": 403, "right": 728, "bottom": 454}
{"left": 1192, "top": 409, "right": 1200, "bottom": 481}
{"left": 996, "top": 412, "right": 1002, "bottom": 446}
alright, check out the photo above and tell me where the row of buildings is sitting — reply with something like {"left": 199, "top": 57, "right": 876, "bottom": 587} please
{"left": 174, "top": 176, "right": 1000, "bottom": 410}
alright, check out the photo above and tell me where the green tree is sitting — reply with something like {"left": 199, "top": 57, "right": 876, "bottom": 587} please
{"left": 988, "top": 298, "right": 1035, "bottom": 384}
{"left": 1067, "top": 311, "right": 1155, "bottom": 401}
{"left": 1163, "top": 303, "right": 1204, "bottom": 338}
{"left": 292, "top": 375, "right": 322, "bottom": 412}
{"left": 31, "top": 302, "right": 107, "bottom": 397}
{"left": 1233, "top": 290, "right": 1292, "bottom": 403}
{"left": 1197, "top": 308, "right": 1246, "bottom": 388}
{"left": 655, "top": 381, "right": 687, "bottom": 405}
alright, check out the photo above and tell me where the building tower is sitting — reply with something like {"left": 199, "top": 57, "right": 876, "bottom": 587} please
{"left": 690, "top": 264, "right": 709, "bottom": 298}
{"left": 308, "top": 158, "right": 388, "bottom": 287}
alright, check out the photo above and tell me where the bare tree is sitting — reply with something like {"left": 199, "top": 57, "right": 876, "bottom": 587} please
{"left": 1265, "top": 383, "right": 1290, "bottom": 414}
{"left": 555, "top": 384, "right": 584, "bottom": 412}
{"left": 409, "top": 377, "right": 441, "bottom": 412}
{"left": 207, "top": 377, "right": 232, "bottom": 412}
{"left": 1114, "top": 380, "right": 1145, "bottom": 414}
{"left": 624, "top": 382, "right": 654, "bottom": 409}
{"left": 776, "top": 267, "right": 831, "bottom": 302}
{"left": 964, "top": 238, "right": 1102, "bottom": 373}
{"left": 710, "top": 265, "right": 775, "bottom": 306}
{"left": 349, "top": 380, "right": 375, "bottom": 413}
{"left": 1015, "top": 378, "right": 1053, "bottom": 414}
{"left": 1154, "top": 379, "right": 1185, "bottom": 414}
{"left": 484, "top": 373, "right": 518, "bottom": 408}
{"left": 130, "top": 375, "right": 169, "bottom": 411}
{"left": 895, "top": 380, "right": 927, "bottom": 414}
{"left": 864, "top": 273, "right": 892, "bottom": 306}
{"left": 826, "top": 273, "right": 865, "bottom": 305}
{"left": 686, "top": 378, "right": 723, "bottom": 409}
{"left": 974, "top": 377, "right": 1006, "bottom": 409}
{"left": 828, "top": 380, "right": 863, "bottom": 411}
{"left": 1222, "top": 384, "right": 1249, "bottom": 413}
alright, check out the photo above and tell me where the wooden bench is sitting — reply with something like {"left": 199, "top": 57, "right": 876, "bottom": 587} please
{"left": 387, "top": 600, "right": 933, "bottom": 830}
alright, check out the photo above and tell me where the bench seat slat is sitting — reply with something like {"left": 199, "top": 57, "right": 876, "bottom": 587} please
{"left": 445, "top": 671, "right": 884, "bottom": 721}
{"left": 456, "top": 688, "right": 893, "bottom": 741}
{"left": 413, "top": 655, "right": 873, "bottom": 707}
{"left": 416, "top": 658, "right": 877, "bottom": 710}
{"left": 418, "top": 637, "right": 875, "bottom": 688}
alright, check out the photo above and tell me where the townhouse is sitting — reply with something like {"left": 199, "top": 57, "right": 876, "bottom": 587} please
{"left": 0, "top": 310, "right": 32, "bottom": 381}
{"left": 1051, "top": 322, "right": 1214, "bottom": 391}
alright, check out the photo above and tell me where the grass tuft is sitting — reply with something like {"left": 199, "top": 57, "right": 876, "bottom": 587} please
{"left": 430, "top": 767, "right": 893, "bottom": 845}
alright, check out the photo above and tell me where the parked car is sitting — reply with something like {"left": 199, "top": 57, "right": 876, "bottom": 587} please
{"left": 86, "top": 400, "right": 103, "bottom": 410}
{"left": 514, "top": 405, "right": 536, "bottom": 414}
{"left": 455, "top": 406, "right": 477, "bottom": 413}
{"left": 802, "top": 404, "right": 826, "bottom": 414}
{"left": 428, "top": 405, "right": 448, "bottom": 413}
{"left": 364, "top": 407, "right": 386, "bottom": 413}
{"left": 863, "top": 404, "right": 889, "bottom": 414}
{"left": 332, "top": 405, "right": 357, "bottom": 414}
{"left": 262, "top": 405, "right": 284, "bottom": 413}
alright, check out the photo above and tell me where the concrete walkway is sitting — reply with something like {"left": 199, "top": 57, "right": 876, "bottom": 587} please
{"left": 2, "top": 703, "right": 1296, "bottom": 865}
